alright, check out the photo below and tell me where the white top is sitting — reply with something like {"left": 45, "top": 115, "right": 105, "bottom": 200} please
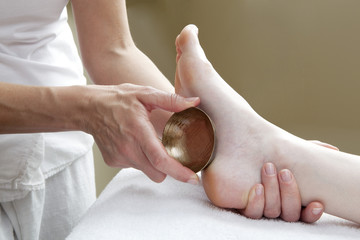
{"left": 0, "top": 0, "right": 94, "bottom": 202}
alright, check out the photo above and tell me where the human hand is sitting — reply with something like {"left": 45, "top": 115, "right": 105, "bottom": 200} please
{"left": 83, "top": 83, "right": 200, "bottom": 184}
{"left": 241, "top": 140, "right": 339, "bottom": 222}
{"left": 240, "top": 163, "right": 324, "bottom": 223}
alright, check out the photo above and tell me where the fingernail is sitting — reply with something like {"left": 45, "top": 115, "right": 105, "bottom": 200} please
{"left": 185, "top": 97, "right": 200, "bottom": 103}
{"left": 187, "top": 174, "right": 200, "bottom": 185}
{"left": 280, "top": 170, "right": 292, "bottom": 182}
{"left": 265, "top": 162, "right": 275, "bottom": 175}
{"left": 255, "top": 185, "right": 263, "bottom": 196}
{"left": 312, "top": 207, "right": 323, "bottom": 215}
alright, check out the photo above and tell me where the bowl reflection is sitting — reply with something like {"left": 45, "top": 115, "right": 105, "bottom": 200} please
{"left": 162, "top": 107, "right": 215, "bottom": 173}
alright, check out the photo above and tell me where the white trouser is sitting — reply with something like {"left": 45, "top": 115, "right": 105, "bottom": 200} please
{"left": 0, "top": 150, "right": 96, "bottom": 240}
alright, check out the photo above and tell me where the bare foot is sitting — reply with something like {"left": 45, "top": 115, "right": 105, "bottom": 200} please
{"left": 175, "top": 25, "right": 283, "bottom": 209}
{"left": 174, "top": 25, "right": 360, "bottom": 224}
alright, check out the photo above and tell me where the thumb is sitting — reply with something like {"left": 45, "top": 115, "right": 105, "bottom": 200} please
{"left": 138, "top": 90, "right": 200, "bottom": 113}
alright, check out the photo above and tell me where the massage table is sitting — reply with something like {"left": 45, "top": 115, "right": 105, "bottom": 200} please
{"left": 67, "top": 169, "right": 360, "bottom": 239}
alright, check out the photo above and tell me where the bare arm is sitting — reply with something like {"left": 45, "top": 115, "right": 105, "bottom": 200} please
{"left": 0, "top": 81, "right": 199, "bottom": 184}
{"left": 0, "top": 1, "right": 201, "bottom": 184}
{"left": 71, "top": 0, "right": 174, "bottom": 135}
{"left": 0, "top": 82, "right": 84, "bottom": 133}
{"left": 69, "top": 0, "right": 200, "bottom": 183}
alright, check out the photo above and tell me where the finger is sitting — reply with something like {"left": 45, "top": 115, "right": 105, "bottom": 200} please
{"left": 300, "top": 202, "right": 324, "bottom": 223}
{"left": 136, "top": 147, "right": 167, "bottom": 183}
{"left": 240, "top": 184, "right": 265, "bottom": 219}
{"left": 262, "top": 163, "right": 281, "bottom": 218}
{"left": 309, "top": 140, "right": 339, "bottom": 151}
{"left": 278, "top": 169, "right": 301, "bottom": 222}
{"left": 114, "top": 137, "right": 167, "bottom": 183}
{"left": 137, "top": 88, "right": 200, "bottom": 113}
{"left": 139, "top": 121, "right": 199, "bottom": 184}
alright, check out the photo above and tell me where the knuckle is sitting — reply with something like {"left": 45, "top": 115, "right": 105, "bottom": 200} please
{"left": 120, "top": 142, "right": 135, "bottom": 161}
{"left": 264, "top": 208, "right": 281, "bottom": 218}
{"left": 281, "top": 212, "right": 301, "bottom": 222}
{"left": 151, "top": 155, "right": 165, "bottom": 169}
{"left": 143, "top": 85, "right": 157, "bottom": 94}
{"left": 121, "top": 143, "right": 132, "bottom": 155}
{"left": 170, "top": 93, "right": 179, "bottom": 109}
{"left": 103, "top": 156, "right": 114, "bottom": 167}
{"left": 246, "top": 212, "right": 263, "bottom": 220}
{"left": 120, "top": 83, "right": 132, "bottom": 89}
{"left": 150, "top": 173, "right": 166, "bottom": 183}
{"left": 138, "top": 85, "right": 158, "bottom": 98}
{"left": 126, "top": 117, "right": 142, "bottom": 131}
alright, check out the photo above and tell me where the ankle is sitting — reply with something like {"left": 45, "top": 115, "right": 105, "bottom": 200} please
{"left": 267, "top": 127, "right": 300, "bottom": 171}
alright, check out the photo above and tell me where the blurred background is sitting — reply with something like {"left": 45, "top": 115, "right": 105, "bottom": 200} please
{"left": 68, "top": 0, "right": 360, "bottom": 196}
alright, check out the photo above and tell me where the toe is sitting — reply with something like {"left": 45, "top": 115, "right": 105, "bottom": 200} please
{"left": 176, "top": 25, "right": 199, "bottom": 52}
{"left": 176, "top": 24, "right": 208, "bottom": 61}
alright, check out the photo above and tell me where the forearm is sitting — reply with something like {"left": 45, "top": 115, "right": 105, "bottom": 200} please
{"left": 278, "top": 133, "right": 360, "bottom": 223}
{"left": 71, "top": 0, "right": 175, "bottom": 136}
{"left": 85, "top": 47, "right": 175, "bottom": 135}
{"left": 0, "top": 82, "right": 86, "bottom": 133}
{"left": 71, "top": 0, "right": 172, "bottom": 89}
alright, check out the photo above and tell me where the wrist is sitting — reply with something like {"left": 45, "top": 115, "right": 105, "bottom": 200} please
{"left": 0, "top": 83, "right": 90, "bottom": 133}
{"left": 39, "top": 85, "right": 91, "bottom": 132}
{"left": 54, "top": 85, "right": 94, "bottom": 132}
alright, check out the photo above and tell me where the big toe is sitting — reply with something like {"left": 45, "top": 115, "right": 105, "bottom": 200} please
{"left": 176, "top": 24, "right": 207, "bottom": 62}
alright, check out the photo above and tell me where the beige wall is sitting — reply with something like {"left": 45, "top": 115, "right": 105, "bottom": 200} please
{"left": 127, "top": 0, "right": 360, "bottom": 152}
{"left": 69, "top": 0, "right": 360, "bottom": 195}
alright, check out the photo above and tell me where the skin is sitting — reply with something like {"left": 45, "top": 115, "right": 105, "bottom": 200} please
{"left": 70, "top": 0, "right": 320, "bottom": 222}
{"left": 0, "top": 0, "right": 323, "bottom": 222}
{"left": 174, "top": 24, "right": 360, "bottom": 224}
{"left": 0, "top": 83, "right": 200, "bottom": 184}
{"left": 70, "top": 0, "right": 205, "bottom": 184}
{"left": 246, "top": 162, "right": 324, "bottom": 222}
{"left": 0, "top": 0, "right": 201, "bottom": 185}
{"left": 248, "top": 139, "right": 338, "bottom": 222}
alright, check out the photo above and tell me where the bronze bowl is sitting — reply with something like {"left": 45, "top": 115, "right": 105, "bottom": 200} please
{"left": 162, "top": 107, "right": 215, "bottom": 173}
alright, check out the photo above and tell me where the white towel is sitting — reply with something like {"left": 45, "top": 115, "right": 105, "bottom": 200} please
{"left": 67, "top": 169, "right": 360, "bottom": 240}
